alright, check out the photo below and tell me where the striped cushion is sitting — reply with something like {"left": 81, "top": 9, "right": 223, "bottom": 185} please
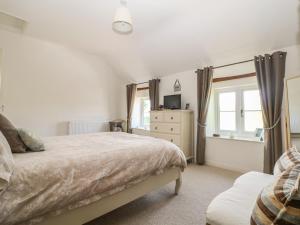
{"left": 273, "top": 146, "right": 300, "bottom": 176}
{"left": 251, "top": 165, "right": 300, "bottom": 225}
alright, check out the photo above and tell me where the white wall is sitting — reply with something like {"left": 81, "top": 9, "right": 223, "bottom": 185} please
{"left": 206, "top": 138, "right": 263, "bottom": 173}
{"left": 0, "top": 29, "right": 127, "bottom": 136}
{"left": 158, "top": 44, "right": 300, "bottom": 173}
{"left": 293, "top": 139, "right": 300, "bottom": 149}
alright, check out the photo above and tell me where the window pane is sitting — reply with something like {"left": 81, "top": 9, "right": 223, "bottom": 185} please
{"left": 219, "top": 92, "right": 236, "bottom": 111}
{"left": 142, "top": 99, "right": 150, "bottom": 129}
{"left": 244, "top": 90, "right": 261, "bottom": 110}
{"left": 131, "top": 97, "right": 141, "bottom": 128}
{"left": 220, "top": 112, "right": 236, "bottom": 131}
{"left": 244, "top": 111, "right": 263, "bottom": 132}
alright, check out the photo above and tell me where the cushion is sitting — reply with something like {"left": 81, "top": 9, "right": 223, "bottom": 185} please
{"left": 0, "top": 114, "right": 27, "bottom": 153}
{"left": 251, "top": 165, "right": 300, "bottom": 225}
{"left": 0, "top": 131, "right": 14, "bottom": 194}
{"left": 206, "top": 172, "right": 275, "bottom": 225}
{"left": 273, "top": 146, "right": 300, "bottom": 176}
{"left": 18, "top": 129, "right": 45, "bottom": 152}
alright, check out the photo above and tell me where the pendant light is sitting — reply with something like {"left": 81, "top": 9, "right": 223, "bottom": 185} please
{"left": 112, "top": 0, "right": 133, "bottom": 34}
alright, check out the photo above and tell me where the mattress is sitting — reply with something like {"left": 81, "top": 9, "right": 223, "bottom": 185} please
{"left": 0, "top": 132, "right": 187, "bottom": 225}
{"left": 206, "top": 171, "right": 275, "bottom": 225}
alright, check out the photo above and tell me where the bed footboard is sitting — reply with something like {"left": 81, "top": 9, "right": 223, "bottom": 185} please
{"left": 37, "top": 167, "right": 182, "bottom": 225}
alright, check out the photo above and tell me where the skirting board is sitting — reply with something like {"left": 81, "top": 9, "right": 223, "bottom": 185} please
{"left": 37, "top": 167, "right": 182, "bottom": 225}
{"left": 205, "top": 160, "right": 261, "bottom": 173}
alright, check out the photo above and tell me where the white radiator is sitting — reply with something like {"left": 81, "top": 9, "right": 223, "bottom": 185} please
{"left": 68, "top": 120, "right": 108, "bottom": 135}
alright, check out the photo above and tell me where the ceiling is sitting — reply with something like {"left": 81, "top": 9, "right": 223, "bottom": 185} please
{"left": 0, "top": 0, "right": 299, "bottom": 82}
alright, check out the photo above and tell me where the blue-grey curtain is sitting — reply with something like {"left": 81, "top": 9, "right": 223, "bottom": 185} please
{"left": 196, "top": 67, "right": 213, "bottom": 164}
{"left": 149, "top": 79, "right": 160, "bottom": 110}
{"left": 254, "top": 51, "right": 287, "bottom": 174}
{"left": 126, "top": 83, "right": 137, "bottom": 133}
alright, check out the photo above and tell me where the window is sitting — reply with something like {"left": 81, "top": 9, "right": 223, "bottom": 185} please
{"left": 140, "top": 98, "right": 150, "bottom": 130}
{"left": 132, "top": 89, "right": 150, "bottom": 130}
{"left": 219, "top": 92, "right": 236, "bottom": 131}
{"left": 243, "top": 90, "right": 263, "bottom": 132}
{"left": 215, "top": 86, "right": 263, "bottom": 137}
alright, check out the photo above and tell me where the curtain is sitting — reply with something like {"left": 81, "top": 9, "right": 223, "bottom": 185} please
{"left": 254, "top": 51, "right": 287, "bottom": 174}
{"left": 149, "top": 79, "right": 160, "bottom": 110}
{"left": 126, "top": 83, "right": 137, "bottom": 133}
{"left": 196, "top": 67, "right": 213, "bottom": 164}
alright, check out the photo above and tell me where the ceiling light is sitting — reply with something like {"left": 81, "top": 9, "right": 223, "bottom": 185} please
{"left": 112, "top": 0, "right": 133, "bottom": 34}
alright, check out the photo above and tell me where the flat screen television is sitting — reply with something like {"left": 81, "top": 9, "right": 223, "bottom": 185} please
{"left": 164, "top": 94, "right": 181, "bottom": 109}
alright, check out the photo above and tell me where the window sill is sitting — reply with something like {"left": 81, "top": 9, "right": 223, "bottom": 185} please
{"left": 132, "top": 127, "right": 150, "bottom": 131}
{"left": 207, "top": 135, "right": 264, "bottom": 143}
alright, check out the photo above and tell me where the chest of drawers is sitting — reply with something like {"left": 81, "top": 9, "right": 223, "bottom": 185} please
{"left": 150, "top": 110, "right": 194, "bottom": 160}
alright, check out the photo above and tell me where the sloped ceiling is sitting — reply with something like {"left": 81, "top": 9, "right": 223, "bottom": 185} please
{"left": 0, "top": 0, "right": 299, "bottom": 82}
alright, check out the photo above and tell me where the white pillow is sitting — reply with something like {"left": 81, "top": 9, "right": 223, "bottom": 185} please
{"left": 0, "top": 131, "right": 14, "bottom": 193}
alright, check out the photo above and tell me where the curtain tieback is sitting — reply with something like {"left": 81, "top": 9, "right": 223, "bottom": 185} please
{"left": 264, "top": 115, "right": 281, "bottom": 130}
{"left": 197, "top": 121, "right": 207, "bottom": 128}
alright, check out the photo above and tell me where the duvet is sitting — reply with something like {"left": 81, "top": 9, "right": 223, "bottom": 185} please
{"left": 0, "top": 132, "right": 186, "bottom": 225}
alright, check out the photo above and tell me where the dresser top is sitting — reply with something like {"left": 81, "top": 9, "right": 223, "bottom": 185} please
{"left": 151, "top": 109, "right": 193, "bottom": 113}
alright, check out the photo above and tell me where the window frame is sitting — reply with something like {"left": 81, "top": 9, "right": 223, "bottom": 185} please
{"left": 215, "top": 88, "right": 238, "bottom": 135}
{"left": 215, "top": 85, "right": 262, "bottom": 138}
{"left": 241, "top": 88, "right": 263, "bottom": 135}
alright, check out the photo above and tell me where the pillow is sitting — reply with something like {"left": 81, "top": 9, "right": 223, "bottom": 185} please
{"left": 0, "top": 131, "right": 14, "bottom": 194}
{"left": 273, "top": 146, "right": 300, "bottom": 176}
{"left": 0, "top": 114, "right": 27, "bottom": 153}
{"left": 18, "top": 129, "right": 45, "bottom": 152}
{"left": 251, "top": 165, "right": 300, "bottom": 225}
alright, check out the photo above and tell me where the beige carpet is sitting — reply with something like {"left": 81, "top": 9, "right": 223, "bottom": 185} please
{"left": 87, "top": 165, "right": 241, "bottom": 225}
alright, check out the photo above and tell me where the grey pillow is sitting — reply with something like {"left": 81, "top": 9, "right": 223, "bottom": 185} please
{"left": 0, "top": 114, "right": 27, "bottom": 153}
{"left": 18, "top": 129, "right": 45, "bottom": 152}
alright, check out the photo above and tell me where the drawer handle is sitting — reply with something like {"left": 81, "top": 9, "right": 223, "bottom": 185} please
{"left": 155, "top": 127, "right": 158, "bottom": 130}
{"left": 171, "top": 139, "right": 173, "bottom": 142}
{"left": 155, "top": 116, "right": 158, "bottom": 119}
{"left": 170, "top": 128, "right": 173, "bottom": 131}
{"left": 171, "top": 117, "right": 173, "bottom": 120}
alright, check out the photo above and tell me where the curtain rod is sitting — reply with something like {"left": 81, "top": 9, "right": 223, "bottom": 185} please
{"left": 195, "top": 59, "right": 254, "bottom": 73}
{"left": 196, "top": 52, "right": 286, "bottom": 72}
{"left": 213, "top": 59, "right": 254, "bottom": 69}
{"left": 135, "top": 79, "right": 160, "bottom": 86}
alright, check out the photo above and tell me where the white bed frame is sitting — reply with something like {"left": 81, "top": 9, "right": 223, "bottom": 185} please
{"left": 38, "top": 167, "right": 182, "bottom": 225}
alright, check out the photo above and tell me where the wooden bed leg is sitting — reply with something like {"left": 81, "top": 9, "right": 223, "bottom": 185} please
{"left": 175, "top": 174, "right": 182, "bottom": 195}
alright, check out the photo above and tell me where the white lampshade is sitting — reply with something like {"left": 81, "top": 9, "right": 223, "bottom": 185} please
{"left": 112, "top": 1, "right": 133, "bottom": 34}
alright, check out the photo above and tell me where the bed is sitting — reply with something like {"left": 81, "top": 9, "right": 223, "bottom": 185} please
{"left": 0, "top": 132, "right": 186, "bottom": 225}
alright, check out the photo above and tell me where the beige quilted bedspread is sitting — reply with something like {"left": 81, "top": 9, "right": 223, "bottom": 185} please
{"left": 0, "top": 132, "right": 186, "bottom": 225}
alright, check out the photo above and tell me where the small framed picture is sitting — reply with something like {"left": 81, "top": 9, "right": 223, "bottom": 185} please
{"left": 174, "top": 79, "right": 181, "bottom": 92}
{"left": 255, "top": 128, "right": 264, "bottom": 141}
